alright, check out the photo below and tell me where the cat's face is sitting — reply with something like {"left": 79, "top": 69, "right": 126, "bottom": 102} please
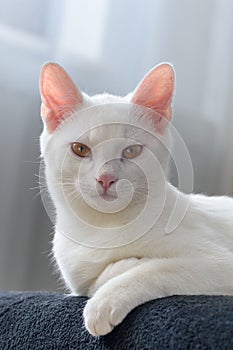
{"left": 40, "top": 63, "right": 174, "bottom": 222}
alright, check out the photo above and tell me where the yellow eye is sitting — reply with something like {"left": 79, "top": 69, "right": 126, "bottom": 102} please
{"left": 71, "top": 142, "right": 91, "bottom": 157}
{"left": 122, "top": 145, "right": 143, "bottom": 159}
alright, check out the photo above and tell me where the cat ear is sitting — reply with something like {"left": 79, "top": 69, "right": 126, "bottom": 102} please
{"left": 131, "top": 63, "right": 175, "bottom": 132}
{"left": 40, "top": 63, "right": 83, "bottom": 133}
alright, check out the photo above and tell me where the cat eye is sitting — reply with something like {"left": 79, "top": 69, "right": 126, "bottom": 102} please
{"left": 71, "top": 142, "right": 91, "bottom": 157}
{"left": 122, "top": 144, "right": 143, "bottom": 159}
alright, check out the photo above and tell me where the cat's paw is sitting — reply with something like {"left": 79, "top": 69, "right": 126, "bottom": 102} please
{"left": 83, "top": 293, "right": 128, "bottom": 336}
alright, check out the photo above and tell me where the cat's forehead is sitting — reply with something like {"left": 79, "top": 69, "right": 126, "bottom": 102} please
{"left": 88, "top": 124, "right": 127, "bottom": 144}
{"left": 63, "top": 104, "right": 147, "bottom": 142}
{"left": 81, "top": 123, "right": 148, "bottom": 148}
{"left": 53, "top": 102, "right": 160, "bottom": 150}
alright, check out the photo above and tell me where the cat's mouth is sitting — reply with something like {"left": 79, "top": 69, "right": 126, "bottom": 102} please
{"left": 98, "top": 192, "right": 118, "bottom": 202}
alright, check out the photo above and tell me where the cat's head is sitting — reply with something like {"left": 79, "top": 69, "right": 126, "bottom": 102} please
{"left": 39, "top": 63, "right": 175, "bottom": 228}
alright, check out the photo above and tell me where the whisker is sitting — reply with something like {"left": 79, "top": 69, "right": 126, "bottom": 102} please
{"left": 24, "top": 160, "right": 41, "bottom": 164}
{"left": 34, "top": 174, "right": 47, "bottom": 180}
{"left": 32, "top": 188, "right": 48, "bottom": 200}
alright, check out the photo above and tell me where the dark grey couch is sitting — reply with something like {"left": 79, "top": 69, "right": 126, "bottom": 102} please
{"left": 0, "top": 292, "right": 233, "bottom": 349}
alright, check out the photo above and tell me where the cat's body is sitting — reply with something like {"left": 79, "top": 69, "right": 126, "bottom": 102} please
{"left": 40, "top": 63, "right": 233, "bottom": 336}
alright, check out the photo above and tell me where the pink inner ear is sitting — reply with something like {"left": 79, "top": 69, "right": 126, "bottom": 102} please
{"left": 131, "top": 64, "right": 175, "bottom": 130}
{"left": 40, "top": 63, "right": 83, "bottom": 133}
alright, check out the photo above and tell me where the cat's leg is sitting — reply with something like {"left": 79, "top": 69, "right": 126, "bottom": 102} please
{"left": 87, "top": 257, "right": 150, "bottom": 297}
{"left": 84, "top": 256, "right": 233, "bottom": 336}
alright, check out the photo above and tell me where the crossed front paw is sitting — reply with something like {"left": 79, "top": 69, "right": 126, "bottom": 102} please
{"left": 83, "top": 293, "right": 128, "bottom": 336}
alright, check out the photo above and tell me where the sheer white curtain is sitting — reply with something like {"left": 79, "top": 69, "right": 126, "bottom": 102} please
{"left": 54, "top": 0, "right": 233, "bottom": 195}
{"left": 0, "top": 0, "right": 232, "bottom": 291}
{"left": 0, "top": 0, "right": 60, "bottom": 291}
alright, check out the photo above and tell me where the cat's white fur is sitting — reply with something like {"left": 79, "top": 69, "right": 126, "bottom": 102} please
{"left": 40, "top": 63, "right": 233, "bottom": 336}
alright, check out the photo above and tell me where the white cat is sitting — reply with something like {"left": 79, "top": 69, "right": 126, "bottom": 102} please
{"left": 39, "top": 62, "right": 233, "bottom": 336}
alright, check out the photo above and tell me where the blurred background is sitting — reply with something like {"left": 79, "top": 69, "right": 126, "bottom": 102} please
{"left": 0, "top": 0, "right": 233, "bottom": 292}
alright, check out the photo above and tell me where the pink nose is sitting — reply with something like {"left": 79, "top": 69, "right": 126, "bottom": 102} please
{"left": 96, "top": 174, "right": 117, "bottom": 191}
